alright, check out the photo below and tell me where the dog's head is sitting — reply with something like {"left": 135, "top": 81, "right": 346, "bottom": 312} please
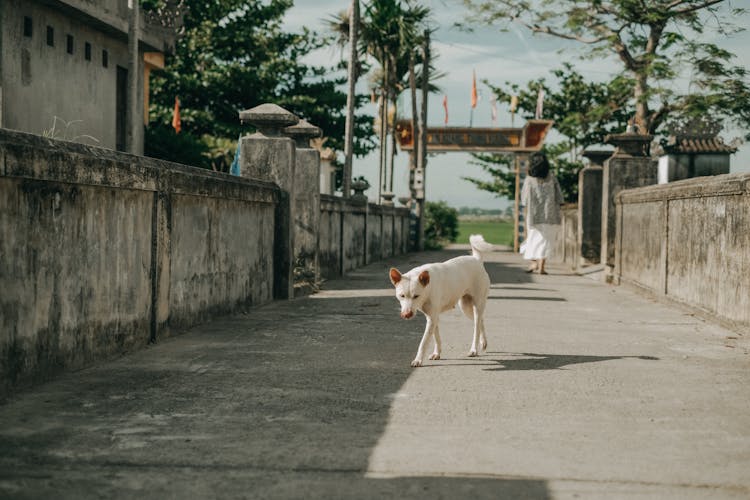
{"left": 389, "top": 268, "right": 430, "bottom": 320}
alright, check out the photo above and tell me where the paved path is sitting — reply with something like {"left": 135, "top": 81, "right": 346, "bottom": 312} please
{"left": 1, "top": 248, "right": 748, "bottom": 499}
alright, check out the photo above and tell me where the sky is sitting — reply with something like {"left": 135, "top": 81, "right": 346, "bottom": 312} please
{"left": 284, "top": 0, "right": 750, "bottom": 209}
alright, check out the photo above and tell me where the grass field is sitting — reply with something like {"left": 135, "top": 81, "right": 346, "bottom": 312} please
{"left": 456, "top": 219, "right": 514, "bottom": 247}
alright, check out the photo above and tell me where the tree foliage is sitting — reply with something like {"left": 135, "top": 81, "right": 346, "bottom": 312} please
{"left": 144, "top": 0, "right": 375, "bottom": 170}
{"left": 461, "top": 0, "right": 750, "bottom": 136}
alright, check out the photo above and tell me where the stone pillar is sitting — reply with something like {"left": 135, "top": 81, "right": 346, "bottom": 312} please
{"left": 578, "top": 149, "right": 612, "bottom": 266}
{"left": 285, "top": 119, "right": 322, "bottom": 296}
{"left": 238, "top": 103, "right": 299, "bottom": 300}
{"left": 601, "top": 132, "right": 656, "bottom": 281}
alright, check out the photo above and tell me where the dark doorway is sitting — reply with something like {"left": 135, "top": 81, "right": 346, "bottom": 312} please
{"left": 116, "top": 66, "right": 127, "bottom": 152}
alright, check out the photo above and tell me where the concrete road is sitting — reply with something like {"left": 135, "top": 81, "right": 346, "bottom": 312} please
{"left": 1, "top": 248, "right": 748, "bottom": 499}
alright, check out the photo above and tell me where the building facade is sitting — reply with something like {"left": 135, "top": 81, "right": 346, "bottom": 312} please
{"left": 0, "top": 0, "right": 173, "bottom": 154}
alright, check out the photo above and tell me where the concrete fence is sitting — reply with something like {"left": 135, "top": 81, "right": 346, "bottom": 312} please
{"left": 0, "top": 129, "right": 280, "bottom": 396}
{"left": 552, "top": 204, "right": 578, "bottom": 269}
{"left": 319, "top": 195, "right": 410, "bottom": 279}
{"left": 0, "top": 120, "right": 411, "bottom": 398}
{"left": 615, "top": 172, "right": 750, "bottom": 331}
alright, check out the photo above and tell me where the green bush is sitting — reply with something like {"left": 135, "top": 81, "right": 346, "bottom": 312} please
{"left": 424, "top": 201, "right": 459, "bottom": 250}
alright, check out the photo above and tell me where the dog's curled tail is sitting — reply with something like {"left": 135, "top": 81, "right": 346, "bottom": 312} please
{"left": 469, "top": 234, "right": 494, "bottom": 260}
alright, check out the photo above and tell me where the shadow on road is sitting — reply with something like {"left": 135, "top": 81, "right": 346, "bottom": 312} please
{"left": 483, "top": 352, "right": 660, "bottom": 371}
{"left": 419, "top": 352, "right": 659, "bottom": 371}
{"left": 488, "top": 296, "right": 567, "bottom": 302}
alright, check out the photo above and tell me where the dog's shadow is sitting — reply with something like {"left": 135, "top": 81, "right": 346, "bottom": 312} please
{"left": 421, "top": 352, "right": 659, "bottom": 371}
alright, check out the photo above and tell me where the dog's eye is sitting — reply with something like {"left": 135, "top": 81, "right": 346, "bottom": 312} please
{"left": 399, "top": 294, "right": 405, "bottom": 298}
{"left": 414, "top": 295, "right": 420, "bottom": 299}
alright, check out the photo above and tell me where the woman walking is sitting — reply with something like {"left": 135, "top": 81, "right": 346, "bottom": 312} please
{"left": 520, "top": 152, "right": 563, "bottom": 274}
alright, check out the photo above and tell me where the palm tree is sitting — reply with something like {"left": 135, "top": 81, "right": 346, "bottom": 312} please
{"left": 327, "top": 0, "right": 434, "bottom": 202}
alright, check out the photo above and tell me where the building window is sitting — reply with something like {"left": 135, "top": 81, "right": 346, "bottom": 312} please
{"left": 23, "top": 17, "right": 33, "bottom": 37}
{"left": 46, "top": 26, "right": 54, "bottom": 46}
{"left": 66, "top": 34, "right": 74, "bottom": 54}
{"left": 102, "top": 49, "right": 108, "bottom": 68}
{"left": 85, "top": 42, "right": 91, "bottom": 61}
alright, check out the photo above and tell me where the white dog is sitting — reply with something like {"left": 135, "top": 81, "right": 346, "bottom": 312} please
{"left": 389, "top": 234, "right": 494, "bottom": 367}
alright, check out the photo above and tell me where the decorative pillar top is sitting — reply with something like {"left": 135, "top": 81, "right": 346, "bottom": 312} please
{"left": 239, "top": 103, "right": 299, "bottom": 136}
{"left": 582, "top": 149, "right": 614, "bottom": 167}
{"left": 284, "top": 119, "right": 322, "bottom": 148}
{"left": 604, "top": 132, "right": 654, "bottom": 158}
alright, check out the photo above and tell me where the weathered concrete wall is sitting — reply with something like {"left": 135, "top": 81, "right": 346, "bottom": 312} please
{"left": 167, "top": 193, "right": 275, "bottom": 330}
{"left": 551, "top": 204, "right": 578, "bottom": 269}
{"left": 577, "top": 166, "right": 603, "bottom": 265}
{"left": 319, "top": 196, "right": 344, "bottom": 278}
{"left": 343, "top": 210, "right": 366, "bottom": 272}
{"left": 601, "top": 153, "right": 658, "bottom": 268}
{"left": 319, "top": 195, "right": 411, "bottom": 280}
{"left": 615, "top": 172, "right": 750, "bottom": 331}
{"left": 0, "top": 129, "right": 279, "bottom": 398}
{"left": 293, "top": 147, "right": 321, "bottom": 282}
{"left": 367, "top": 209, "right": 384, "bottom": 263}
{"left": 239, "top": 130, "right": 295, "bottom": 299}
{"left": 617, "top": 200, "right": 665, "bottom": 292}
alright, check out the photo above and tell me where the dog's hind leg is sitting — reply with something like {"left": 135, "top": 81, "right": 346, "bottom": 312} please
{"left": 468, "top": 301, "right": 487, "bottom": 357}
{"left": 412, "top": 317, "right": 436, "bottom": 367}
{"left": 429, "top": 324, "right": 442, "bottom": 360}
{"left": 479, "top": 316, "right": 488, "bottom": 352}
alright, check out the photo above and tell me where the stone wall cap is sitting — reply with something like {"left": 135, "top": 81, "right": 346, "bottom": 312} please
{"left": 582, "top": 149, "right": 614, "bottom": 166}
{"left": 239, "top": 104, "right": 299, "bottom": 128}
{"left": 605, "top": 132, "right": 654, "bottom": 158}
{"left": 285, "top": 119, "right": 322, "bottom": 137}
{"left": 616, "top": 171, "right": 750, "bottom": 204}
{"left": 604, "top": 132, "right": 654, "bottom": 143}
{"left": 284, "top": 120, "right": 322, "bottom": 146}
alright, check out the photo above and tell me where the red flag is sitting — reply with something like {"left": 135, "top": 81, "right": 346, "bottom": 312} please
{"left": 172, "top": 96, "right": 181, "bottom": 134}
{"left": 471, "top": 70, "right": 478, "bottom": 109}
{"left": 442, "top": 95, "right": 449, "bottom": 125}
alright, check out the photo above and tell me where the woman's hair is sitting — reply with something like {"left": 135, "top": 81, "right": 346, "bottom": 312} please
{"left": 528, "top": 152, "right": 550, "bottom": 179}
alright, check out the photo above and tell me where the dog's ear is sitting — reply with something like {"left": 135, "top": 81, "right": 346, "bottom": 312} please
{"left": 418, "top": 270, "right": 430, "bottom": 287}
{"left": 389, "top": 268, "right": 402, "bottom": 285}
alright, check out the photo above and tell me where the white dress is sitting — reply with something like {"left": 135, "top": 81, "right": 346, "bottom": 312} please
{"left": 520, "top": 174, "right": 563, "bottom": 260}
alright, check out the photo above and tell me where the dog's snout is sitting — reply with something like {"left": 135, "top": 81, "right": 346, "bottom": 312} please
{"left": 401, "top": 310, "right": 414, "bottom": 319}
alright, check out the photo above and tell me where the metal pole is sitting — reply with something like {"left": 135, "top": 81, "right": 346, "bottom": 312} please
{"left": 127, "top": 0, "right": 140, "bottom": 154}
{"left": 408, "top": 49, "right": 418, "bottom": 197}
{"left": 342, "top": 0, "right": 359, "bottom": 198}
{"left": 416, "top": 30, "right": 429, "bottom": 251}
{"left": 513, "top": 155, "right": 520, "bottom": 253}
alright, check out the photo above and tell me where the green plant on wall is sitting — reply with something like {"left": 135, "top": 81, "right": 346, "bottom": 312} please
{"left": 42, "top": 116, "right": 100, "bottom": 145}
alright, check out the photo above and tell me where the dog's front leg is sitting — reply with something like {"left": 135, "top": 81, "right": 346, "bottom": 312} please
{"left": 412, "top": 317, "right": 435, "bottom": 367}
{"left": 429, "top": 324, "right": 441, "bottom": 360}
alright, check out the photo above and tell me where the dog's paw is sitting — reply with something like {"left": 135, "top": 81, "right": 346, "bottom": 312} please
{"left": 411, "top": 359, "right": 423, "bottom": 367}
{"left": 429, "top": 353, "right": 441, "bottom": 360}
{"left": 468, "top": 350, "right": 478, "bottom": 357}
{"left": 481, "top": 339, "right": 488, "bottom": 351}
